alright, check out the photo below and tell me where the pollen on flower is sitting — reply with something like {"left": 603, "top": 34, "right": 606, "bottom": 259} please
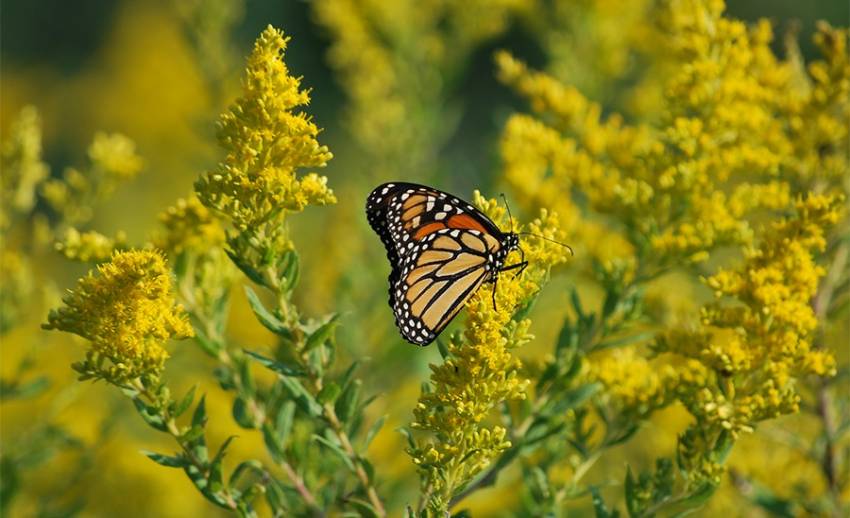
{"left": 44, "top": 250, "right": 193, "bottom": 383}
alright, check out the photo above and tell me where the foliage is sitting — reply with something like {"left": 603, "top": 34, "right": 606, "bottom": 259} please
{"left": 2, "top": 1, "right": 848, "bottom": 516}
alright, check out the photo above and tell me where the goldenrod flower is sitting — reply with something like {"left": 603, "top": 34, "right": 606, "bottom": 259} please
{"left": 195, "top": 25, "right": 335, "bottom": 231}
{"left": 409, "top": 194, "right": 570, "bottom": 512}
{"left": 657, "top": 193, "right": 844, "bottom": 484}
{"left": 44, "top": 250, "right": 193, "bottom": 383}
{"left": 55, "top": 228, "right": 126, "bottom": 263}
{"left": 87, "top": 132, "right": 144, "bottom": 180}
{"left": 156, "top": 195, "right": 225, "bottom": 254}
{"left": 0, "top": 249, "right": 34, "bottom": 334}
{"left": 0, "top": 106, "right": 49, "bottom": 228}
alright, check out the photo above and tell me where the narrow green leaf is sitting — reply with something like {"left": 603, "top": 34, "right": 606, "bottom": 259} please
{"left": 590, "top": 486, "right": 619, "bottom": 518}
{"left": 279, "top": 376, "right": 322, "bottom": 416}
{"left": 397, "top": 426, "right": 416, "bottom": 450}
{"left": 262, "top": 422, "right": 285, "bottom": 462}
{"left": 226, "top": 248, "right": 268, "bottom": 288}
{"left": 275, "top": 401, "right": 295, "bottom": 444}
{"left": 312, "top": 434, "right": 355, "bottom": 471}
{"left": 141, "top": 450, "right": 187, "bottom": 468}
{"left": 317, "top": 382, "right": 341, "bottom": 405}
{"left": 174, "top": 385, "right": 197, "bottom": 418}
{"left": 304, "top": 314, "right": 339, "bottom": 352}
{"left": 132, "top": 397, "right": 167, "bottom": 432}
{"left": 229, "top": 460, "right": 264, "bottom": 488}
{"left": 595, "top": 331, "right": 656, "bottom": 351}
{"left": 625, "top": 466, "right": 639, "bottom": 518}
{"left": 363, "top": 415, "right": 386, "bottom": 449}
{"left": 244, "top": 350, "right": 306, "bottom": 377}
{"left": 244, "top": 286, "right": 293, "bottom": 339}
{"left": 335, "top": 379, "right": 361, "bottom": 424}
{"left": 232, "top": 396, "right": 258, "bottom": 429}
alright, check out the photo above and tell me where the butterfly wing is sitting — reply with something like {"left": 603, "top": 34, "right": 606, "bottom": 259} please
{"left": 393, "top": 228, "right": 502, "bottom": 345}
{"left": 366, "top": 182, "right": 504, "bottom": 260}
{"left": 366, "top": 183, "right": 508, "bottom": 346}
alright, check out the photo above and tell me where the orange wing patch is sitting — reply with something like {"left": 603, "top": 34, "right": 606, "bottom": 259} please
{"left": 414, "top": 222, "right": 446, "bottom": 240}
{"left": 447, "top": 213, "right": 488, "bottom": 233}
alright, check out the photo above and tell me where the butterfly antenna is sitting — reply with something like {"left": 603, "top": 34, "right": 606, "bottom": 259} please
{"left": 500, "top": 193, "right": 515, "bottom": 232}
{"left": 518, "top": 232, "right": 575, "bottom": 256}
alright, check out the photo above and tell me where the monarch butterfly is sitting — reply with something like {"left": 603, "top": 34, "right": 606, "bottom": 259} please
{"left": 366, "top": 182, "right": 528, "bottom": 346}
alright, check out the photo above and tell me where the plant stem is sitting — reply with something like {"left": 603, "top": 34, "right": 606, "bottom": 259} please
{"left": 277, "top": 458, "right": 325, "bottom": 517}
{"left": 323, "top": 402, "right": 387, "bottom": 517}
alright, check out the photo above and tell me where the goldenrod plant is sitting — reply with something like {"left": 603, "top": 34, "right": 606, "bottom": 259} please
{"left": 2, "top": 1, "right": 847, "bottom": 516}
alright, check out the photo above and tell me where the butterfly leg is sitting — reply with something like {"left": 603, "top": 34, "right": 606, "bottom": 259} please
{"left": 500, "top": 260, "right": 529, "bottom": 278}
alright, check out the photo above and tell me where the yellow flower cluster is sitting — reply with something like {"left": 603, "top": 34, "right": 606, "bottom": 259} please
{"left": 87, "top": 132, "right": 144, "bottom": 180}
{"left": 44, "top": 250, "right": 193, "bottom": 383}
{"left": 409, "top": 194, "right": 570, "bottom": 512}
{"left": 0, "top": 106, "right": 49, "bottom": 229}
{"left": 497, "top": 0, "right": 833, "bottom": 267}
{"left": 657, "top": 194, "right": 843, "bottom": 483}
{"left": 40, "top": 132, "right": 143, "bottom": 226}
{"left": 55, "top": 228, "right": 126, "bottom": 263}
{"left": 156, "top": 195, "right": 225, "bottom": 254}
{"left": 195, "top": 25, "right": 335, "bottom": 231}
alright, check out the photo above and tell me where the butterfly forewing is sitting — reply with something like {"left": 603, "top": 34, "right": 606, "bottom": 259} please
{"left": 366, "top": 183, "right": 515, "bottom": 346}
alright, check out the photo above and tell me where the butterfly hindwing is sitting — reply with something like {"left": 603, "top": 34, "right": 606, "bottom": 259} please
{"left": 392, "top": 228, "right": 495, "bottom": 345}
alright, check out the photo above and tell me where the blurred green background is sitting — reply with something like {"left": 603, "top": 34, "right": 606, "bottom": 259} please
{"left": 1, "top": 0, "right": 847, "bottom": 516}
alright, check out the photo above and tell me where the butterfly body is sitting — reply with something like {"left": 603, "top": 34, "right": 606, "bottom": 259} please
{"left": 366, "top": 182, "right": 523, "bottom": 346}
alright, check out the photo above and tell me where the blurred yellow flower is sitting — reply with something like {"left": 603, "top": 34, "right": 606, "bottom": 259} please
{"left": 55, "top": 228, "right": 126, "bottom": 263}
{"left": 87, "top": 132, "right": 144, "bottom": 180}
{"left": 44, "top": 250, "right": 193, "bottom": 383}
{"left": 0, "top": 105, "right": 49, "bottom": 229}
{"left": 156, "top": 195, "right": 225, "bottom": 254}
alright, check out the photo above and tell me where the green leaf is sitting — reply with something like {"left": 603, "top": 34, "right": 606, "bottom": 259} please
{"left": 546, "top": 383, "right": 600, "bottom": 416}
{"left": 436, "top": 337, "right": 450, "bottom": 359}
{"left": 278, "top": 250, "right": 300, "bottom": 292}
{"left": 244, "top": 350, "right": 306, "bottom": 377}
{"left": 210, "top": 435, "right": 237, "bottom": 488}
{"left": 363, "top": 415, "right": 386, "bottom": 449}
{"left": 590, "top": 486, "right": 619, "bottom": 518}
{"left": 335, "top": 379, "right": 362, "bottom": 424}
{"left": 275, "top": 401, "right": 295, "bottom": 444}
{"left": 174, "top": 385, "right": 197, "bottom": 417}
{"left": 262, "top": 422, "right": 285, "bottom": 462}
{"left": 232, "top": 396, "right": 257, "bottom": 429}
{"left": 625, "top": 466, "right": 639, "bottom": 518}
{"left": 347, "top": 498, "right": 378, "bottom": 518}
{"left": 141, "top": 450, "right": 187, "bottom": 468}
{"left": 317, "top": 382, "right": 341, "bottom": 405}
{"left": 132, "top": 397, "right": 167, "bottom": 432}
{"left": 229, "top": 460, "right": 264, "bottom": 488}
{"left": 244, "top": 286, "right": 293, "bottom": 339}
{"left": 279, "top": 376, "right": 322, "bottom": 417}
{"left": 190, "top": 395, "right": 209, "bottom": 463}
{"left": 304, "top": 314, "right": 340, "bottom": 352}
{"left": 397, "top": 426, "right": 416, "bottom": 450}
{"left": 669, "top": 482, "right": 716, "bottom": 516}
{"left": 226, "top": 248, "right": 268, "bottom": 288}
{"left": 312, "top": 434, "right": 355, "bottom": 471}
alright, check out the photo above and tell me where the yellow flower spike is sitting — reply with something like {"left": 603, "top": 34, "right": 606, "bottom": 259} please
{"left": 87, "top": 132, "right": 144, "bottom": 180}
{"left": 409, "top": 194, "right": 569, "bottom": 513}
{"left": 195, "top": 25, "right": 334, "bottom": 230}
{"left": 55, "top": 228, "right": 126, "bottom": 263}
{"left": 0, "top": 105, "right": 49, "bottom": 228}
{"left": 44, "top": 250, "right": 193, "bottom": 384}
{"left": 156, "top": 195, "right": 226, "bottom": 254}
